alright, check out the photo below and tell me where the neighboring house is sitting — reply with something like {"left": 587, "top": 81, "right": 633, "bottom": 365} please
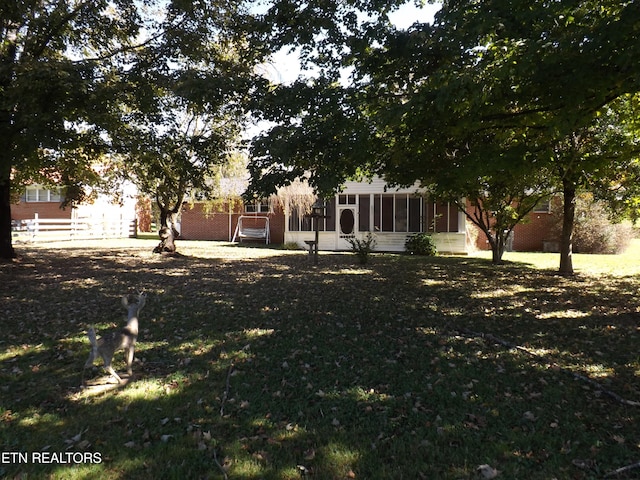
{"left": 11, "top": 185, "right": 72, "bottom": 222}
{"left": 11, "top": 184, "right": 137, "bottom": 240}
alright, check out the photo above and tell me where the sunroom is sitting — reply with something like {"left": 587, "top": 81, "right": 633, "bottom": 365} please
{"left": 283, "top": 178, "right": 467, "bottom": 253}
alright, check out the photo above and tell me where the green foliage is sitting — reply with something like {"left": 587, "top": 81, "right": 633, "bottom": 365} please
{"left": 347, "top": 232, "right": 377, "bottom": 264}
{"left": 404, "top": 232, "right": 437, "bottom": 256}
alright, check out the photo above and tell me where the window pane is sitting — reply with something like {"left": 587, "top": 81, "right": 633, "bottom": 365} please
{"left": 382, "top": 195, "right": 393, "bottom": 232}
{"left": 534, "top": 199, "right": 550, "bottom": 213}
{"left": 434, "top": 203, "right": 449, "bottom": 232}
{"left": 358, "top": 195, "right": 370, "bottom": 232}
{"left": 395, "top": 195, "right": 408, "bottom": 232}
{"left": 325, "top": 198, "right": 336, "bottom": 231}
{"left": 300, "top": 215, "right": 312, "bottom": 231}
{"left": 373, "top": 195, "right": 381, "bottom": 231}
{"left": 448, "top": 204, "right": 459, "bottom": 232}
{"left": 25, "top": 188, "right": 38, "bottom": 202}
{"left": 408, "top": 197, "right": 422, "bottom": 232}
{"left": 288, "top": 209, "right": 300, "bottom": 231}
{"left": 49, "top": 190, "right": 61, "bottom": 202}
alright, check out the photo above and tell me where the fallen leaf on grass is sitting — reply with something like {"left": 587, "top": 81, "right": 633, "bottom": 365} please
{"left": 76, "top": 439, "right": 91, "bottom": 450}
{"left": 477, "top": 464, "right": 499, "bottom": 479}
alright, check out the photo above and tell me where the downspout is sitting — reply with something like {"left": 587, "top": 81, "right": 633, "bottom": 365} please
{"left": 228, "top": 198, "right": 232, "bottom": 241}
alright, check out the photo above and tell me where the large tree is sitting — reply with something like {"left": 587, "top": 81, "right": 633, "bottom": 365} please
{"left": 0, "top": 0, "right": 261, "bottom": 260}
{"left": 112, "top": 2, "right": 263, "bottom": 254}
{"left": 418, "top": 0, "right": 640, "bottom": 274}
{"left": 248, "top": 0, "right": 640, "bottom": 274}
{"left": 0, "top": 1, "right": 148, "bottom": 259}
{"left": 113, "top": 90, "right": 249, "bottom": 254}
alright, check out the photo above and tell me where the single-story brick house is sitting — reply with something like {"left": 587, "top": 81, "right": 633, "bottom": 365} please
{"left": 180, "top": 177, "right": 557, "bottom": 254}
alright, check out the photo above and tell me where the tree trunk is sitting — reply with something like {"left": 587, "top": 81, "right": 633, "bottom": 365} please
{"left": 0, "top": 164, "right": 16, "bottom": 260}
{"left": 559, "top": 180, "right": 576, "bottom": 276}
{"left": 0, "top": 43, "right": 17, "bottom": 260}
{"left": 490, "top": 230, "right": 507, "bottom": 264}
{"left": 153, "top": 207, "right": 180, "bottom": 254}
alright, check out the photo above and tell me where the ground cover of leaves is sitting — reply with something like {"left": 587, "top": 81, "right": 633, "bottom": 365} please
{"left": 1, "top": 239, "right": 639, "bottom": 479}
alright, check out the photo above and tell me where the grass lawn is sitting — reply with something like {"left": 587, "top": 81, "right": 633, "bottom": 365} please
{"left": 1, "top": 239, "right": 640, "bottom": 479}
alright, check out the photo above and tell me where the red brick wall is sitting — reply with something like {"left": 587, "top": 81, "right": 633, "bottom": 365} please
{"left": 512, "top": 211, "right": 554, "bottom": 251}
{"left": 11, "top": 202, "right": 72, "bottom": 221}
{"left": 180, "top": 203, "right": 285, "bottom": 244}
{"left": 470, "top": 210, "right": 554, "bottom": 252}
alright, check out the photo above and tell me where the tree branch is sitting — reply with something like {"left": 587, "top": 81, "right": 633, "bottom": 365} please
{"left": 604, "top": 461, "right": 640, "bottom": 478}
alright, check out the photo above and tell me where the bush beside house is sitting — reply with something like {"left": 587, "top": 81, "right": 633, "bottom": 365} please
{"left": 549, "top": 194, "right": 634, "bottom": 254}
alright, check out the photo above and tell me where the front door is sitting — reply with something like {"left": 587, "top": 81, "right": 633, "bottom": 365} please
{"left": 337, "top": 206, "right": 356, "bottom": 250}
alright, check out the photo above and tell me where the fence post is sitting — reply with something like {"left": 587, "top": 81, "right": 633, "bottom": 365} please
{"left": 32, "top": 213, "right": 39, "bottom": 241}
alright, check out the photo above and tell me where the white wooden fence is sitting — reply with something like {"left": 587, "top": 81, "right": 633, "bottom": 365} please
{"left": 12, "top": 214, "right": 137, "bottom": 242}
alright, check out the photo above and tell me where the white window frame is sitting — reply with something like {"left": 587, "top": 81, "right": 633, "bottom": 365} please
{"left": 24, "top": 186, "right": 62, "bottom": 203}
{"left": 245, "top": 200, "right": 271, "bottom": 214}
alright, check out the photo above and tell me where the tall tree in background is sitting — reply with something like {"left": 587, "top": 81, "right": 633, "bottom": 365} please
{"left": 110, "top": 1, "right": 262, "bottom": 254}
{"left": 0, "top": 0, "right": 261, "bottom": 259}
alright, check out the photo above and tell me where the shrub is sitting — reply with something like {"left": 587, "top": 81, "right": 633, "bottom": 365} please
{"left": 405, "top": 233, "right": 438, "bottom": 256}
{"left": 281, "top": 242, "right": 303, "bottom": 250}
{"left": 347, "top": 233, "right": 377, "bottom": 264}
{"left": 550, "top": 193, "right": 634, "bottom": 254}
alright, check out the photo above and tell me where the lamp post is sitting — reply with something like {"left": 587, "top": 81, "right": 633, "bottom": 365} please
{"left": 309, "top": 200, "right": 326, "bottom": 266}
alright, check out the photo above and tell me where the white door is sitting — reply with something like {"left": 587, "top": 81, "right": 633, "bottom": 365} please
{"left": 337, "top": 206, "right": 356, "bottom": 250}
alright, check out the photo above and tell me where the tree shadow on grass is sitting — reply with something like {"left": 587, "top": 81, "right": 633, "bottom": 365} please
{"left": 1, "top": 244, "right": 639, "bottom": 478}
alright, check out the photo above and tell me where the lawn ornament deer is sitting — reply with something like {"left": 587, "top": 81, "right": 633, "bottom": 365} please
{"left": 83, "top": 292, "right": 147, "bottom": 384}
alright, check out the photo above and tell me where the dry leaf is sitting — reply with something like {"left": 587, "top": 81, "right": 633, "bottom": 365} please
{"left": 76, "top": 439, "right": 91, "bottom": 450}
{"left": 477, "top": 464, "right": 499, "bottom": 479}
